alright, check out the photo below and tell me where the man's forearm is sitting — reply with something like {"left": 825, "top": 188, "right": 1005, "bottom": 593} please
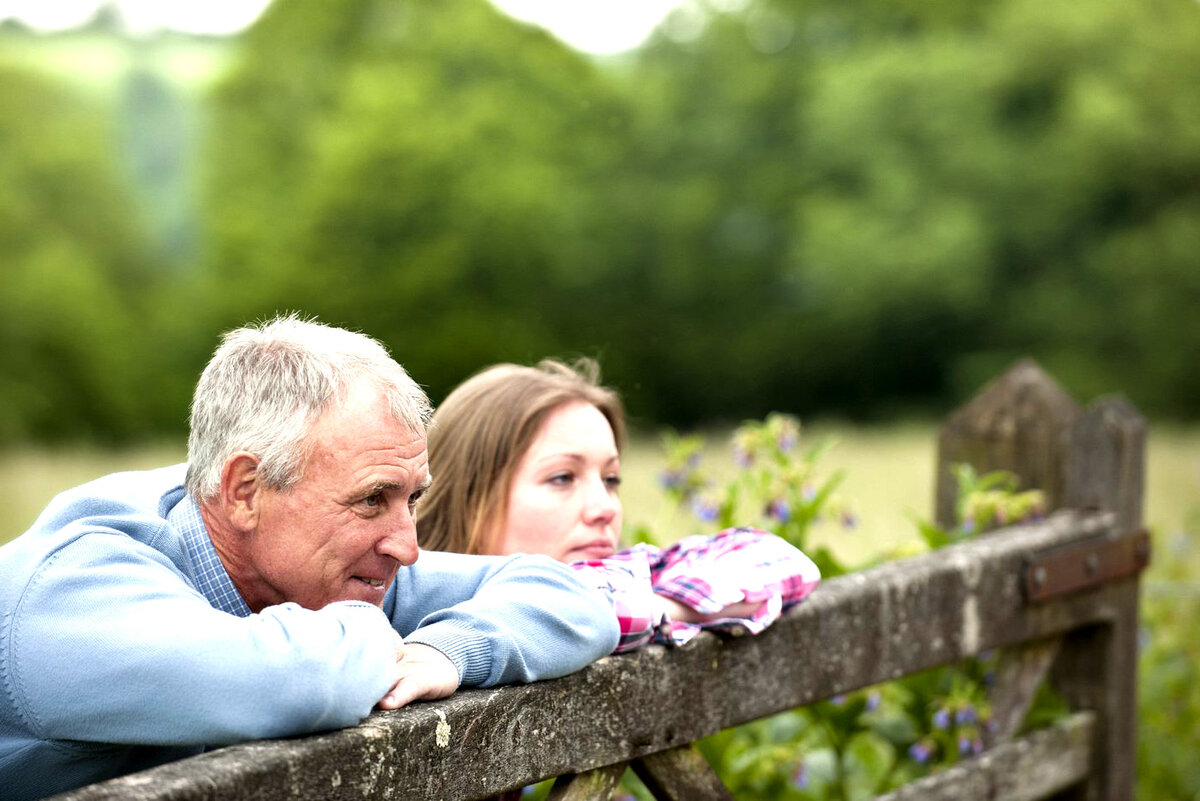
{"left": 390, "top": 551, "right": 619, "bottom": 685}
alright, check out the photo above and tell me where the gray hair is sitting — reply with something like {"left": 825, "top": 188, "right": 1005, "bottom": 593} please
{"left": 185, "top": 315, "right": 432, "bottom": 502}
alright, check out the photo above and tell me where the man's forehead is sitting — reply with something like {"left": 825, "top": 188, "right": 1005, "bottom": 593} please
{"left": 316, "top": 381, "right": 422, "bottom": 432}
{"left": 364, "top": 437, "right": 428, "bottom": 471}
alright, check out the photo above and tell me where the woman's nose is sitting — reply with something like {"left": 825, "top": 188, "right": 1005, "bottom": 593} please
{"left": 583, "top": 476, "right": 620, "bottom": 523}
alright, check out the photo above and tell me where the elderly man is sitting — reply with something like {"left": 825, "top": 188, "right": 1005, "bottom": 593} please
{"left": 0, "top": 316, "right": 619, "bottom": 800}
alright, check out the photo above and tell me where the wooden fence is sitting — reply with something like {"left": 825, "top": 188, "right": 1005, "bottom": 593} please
{"left": 53, "top": 361, "right": 1148, "bottom": 801}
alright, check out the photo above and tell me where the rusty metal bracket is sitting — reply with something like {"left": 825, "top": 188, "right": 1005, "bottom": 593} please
{"left": 1024, "top": 529, "right": 1151, "bottom": 603}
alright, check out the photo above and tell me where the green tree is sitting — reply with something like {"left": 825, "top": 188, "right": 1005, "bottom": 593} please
{"left": 0, "top": 64, "right": 162, "bottom": 443}
{"left": 202, "top": 0, "right": 634, "bottom": 401}
{"left": 627, "top": 0, "right": 1200, "bottom": 418}
{"left": 201, "top": 0, "right": 1200, "bottom": 423}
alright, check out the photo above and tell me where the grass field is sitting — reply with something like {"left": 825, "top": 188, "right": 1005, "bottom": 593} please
{"left": 3, "top": 423, "right": 1197, "bottom": 571}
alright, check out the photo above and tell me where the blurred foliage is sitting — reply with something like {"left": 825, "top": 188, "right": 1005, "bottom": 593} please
{"left": 628, "top": 0, "right": 1200, "bottom": 419}
{"left": 197, "top": 0, "right": 637, "bottom": 401}
{"left": 1, "top": 0, "right": 1199, "bottom": 437}
{"left": 1137, "top": 502, "right": 1200, "bottom": 799}
{"left": 0, "top": 62, "right": 165, "bottom": 443}
{"left": 909, "top": 464, "right": 1045, "bottom": 548}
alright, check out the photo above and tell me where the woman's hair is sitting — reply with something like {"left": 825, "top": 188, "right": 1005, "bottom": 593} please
{"left": 417, "top": 358, "right": 625, "bottom": 554}
{"left": 185, "top": 314, "right": 432, "bottom": 502}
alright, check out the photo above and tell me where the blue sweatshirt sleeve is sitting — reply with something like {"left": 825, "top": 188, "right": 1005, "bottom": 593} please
{"left": 385, "top": 550, "right": 620, "bottom": 687}
{"left": 3, "top": 533, "right": 399, "bottom": 746}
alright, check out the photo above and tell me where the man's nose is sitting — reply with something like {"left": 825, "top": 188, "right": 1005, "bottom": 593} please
{"left": 377, "top": 509, "right": 419, "bottom": 566}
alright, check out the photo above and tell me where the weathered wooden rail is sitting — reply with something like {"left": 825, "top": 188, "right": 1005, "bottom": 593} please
{"left": 53, "top": 361, "right": 1147, "bottom": 801}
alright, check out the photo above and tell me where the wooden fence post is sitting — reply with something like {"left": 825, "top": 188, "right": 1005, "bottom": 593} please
{"left": 1064, "top": 396, "right": 1146, "bottom": 534}
{"left": 1049, "top": 397, "right": 1146, "bottom": 801}
{"left": 935, "top": 361, "right": 1146, "bottom": 801}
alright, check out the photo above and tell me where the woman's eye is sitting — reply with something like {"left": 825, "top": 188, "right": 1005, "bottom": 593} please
{"left": 604, "top": 475, "right": 622, "bottom": 490}
{"left": 547, "top": 472, "right": 574, "bottom": 487}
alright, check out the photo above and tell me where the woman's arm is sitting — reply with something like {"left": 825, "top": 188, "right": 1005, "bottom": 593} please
{"left": 384, "top": 550, "right": 620, "bottom": 686}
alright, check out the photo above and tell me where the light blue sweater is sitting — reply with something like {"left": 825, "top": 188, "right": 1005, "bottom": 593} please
{"left": 0, "top": 465, "right": 618, "bottom": 800}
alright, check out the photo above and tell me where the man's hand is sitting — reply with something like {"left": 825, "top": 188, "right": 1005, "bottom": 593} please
{"left": 376, "top": 643, "right": 460, "bottom": 710}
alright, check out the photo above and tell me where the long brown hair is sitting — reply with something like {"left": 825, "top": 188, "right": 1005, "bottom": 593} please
{"left": 417, "top": 358, "right": 625, "bottom": 554}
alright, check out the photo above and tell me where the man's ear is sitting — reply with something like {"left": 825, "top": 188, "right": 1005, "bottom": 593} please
{"left": 219, "top": 452, "right": 263, "bottom": 533}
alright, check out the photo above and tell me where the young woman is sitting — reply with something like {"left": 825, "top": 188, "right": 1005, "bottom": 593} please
{"left": 417, "top": 359, "right": 820, "bottom": 652}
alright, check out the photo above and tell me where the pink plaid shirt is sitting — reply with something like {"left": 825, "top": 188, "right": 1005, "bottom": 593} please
{"left": 571, "top": 527, "right": 821, "bottom": 652}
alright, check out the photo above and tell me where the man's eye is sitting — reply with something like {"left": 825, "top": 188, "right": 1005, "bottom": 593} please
{"left": 363, "top": 493, "right": 383, "bottom": 508}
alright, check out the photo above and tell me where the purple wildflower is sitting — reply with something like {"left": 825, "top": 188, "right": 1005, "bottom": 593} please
{"left": 865, "top": 690, "right": 881, "bottom": 711}
{"left": 841, "top": 511, "right": 858, "bottom": 530}
{"left": 778, "top": 431, "right": 798, "bottom": 452}
{"left": 958, "top": 735, "right": 974, "bottom": 755}
{"left": 961, "top": 516, "right": 976, "bottom": 535}
{"left": 955, "top": 705, "right": 977, "bottom": 725}
{"left": 733, "top": 447, "right": 753, "bottom": 468}
{"left": 831, "top": 693, "right": 846, "bottom": 706}
{"left": 766, "top": 498, "right": 791, "bottom": 522}
{"left": 790, "top": 761, "right": 809, "bottom": 789}
{"left": 932, "top": 707, "right": 951, "bottom": 730}
{"left": 909, "top": 741, "right": 934, "bottom": 764}
{"left": 692, "top": 498, "right": 719, "bottom": 522}
{"left": 658, "top": 470, "right": 683, "bottom": 490}
{"left": 801, "top": 483, "right": 817, "bottom": 502}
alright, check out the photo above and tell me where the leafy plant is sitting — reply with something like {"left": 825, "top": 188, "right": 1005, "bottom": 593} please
{"left": 645, "top": 416, "right": 1053, "bottom": 799}
{"left": 910, "top": 464, "right": 1046, "bottom": 550}
{"left": 655, "top": 413, "right": 854, "bottom": 579}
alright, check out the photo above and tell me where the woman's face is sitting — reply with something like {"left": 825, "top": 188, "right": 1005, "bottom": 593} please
{"left": 496, "top": 400, "right": 622, "bottom": 562}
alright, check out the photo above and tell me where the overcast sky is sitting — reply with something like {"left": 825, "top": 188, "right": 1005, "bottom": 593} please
{"left": 0, "top": 0, "right": 685, "bottom": 53}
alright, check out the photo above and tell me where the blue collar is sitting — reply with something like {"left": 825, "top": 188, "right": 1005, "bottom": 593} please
{"left": 169, "top": 496, "right": 253, "bottom": 618}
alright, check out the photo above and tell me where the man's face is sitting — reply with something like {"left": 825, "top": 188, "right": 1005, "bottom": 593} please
{"left": 247, "top": 383, "right": 429, "bottom": 610}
